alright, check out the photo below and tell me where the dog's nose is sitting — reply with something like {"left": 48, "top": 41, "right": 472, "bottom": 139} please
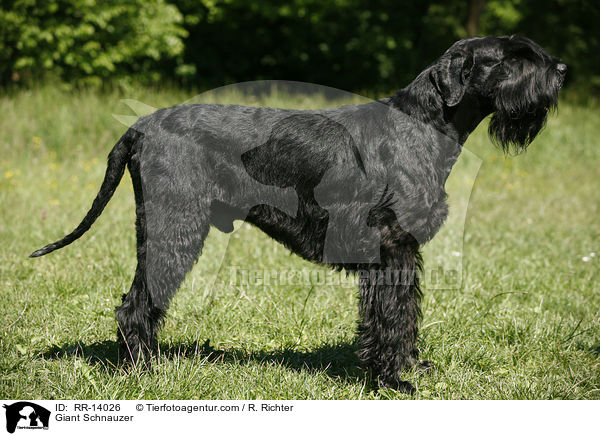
{"left": 556, "top": 63, "right": 567, "bottom": 75}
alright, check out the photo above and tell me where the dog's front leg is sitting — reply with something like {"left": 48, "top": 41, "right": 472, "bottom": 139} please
{"left": 357, "top": 244, "right": 423, "bottom": 393}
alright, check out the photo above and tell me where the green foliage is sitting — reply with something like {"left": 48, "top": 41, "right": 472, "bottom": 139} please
{"left": 0, "top": 0, "right": 187, "bottom": 86}
{"left": 0, "top": 1, "right": 599, "bottom": 91}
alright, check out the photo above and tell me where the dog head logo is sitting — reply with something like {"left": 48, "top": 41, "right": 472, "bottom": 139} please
{"left": 3, "top": 402, "right": 50, "bottom": 434}
{"left": 110, "top": 81, "right": 484, "bottom": 290}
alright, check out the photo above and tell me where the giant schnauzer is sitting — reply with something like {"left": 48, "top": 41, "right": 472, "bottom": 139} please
{"left": 31, "top": 35, "right": 565, "bottom": 393}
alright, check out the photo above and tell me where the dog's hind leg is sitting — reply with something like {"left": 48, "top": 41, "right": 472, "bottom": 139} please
{"left": 115, "top": 206, "right": 209, "bottom": 365}
{"left": 357, "top": 242, "right": 423, "bottom": 393}
{"left": 115, "top": 151, "right": 210, "bottom": 365}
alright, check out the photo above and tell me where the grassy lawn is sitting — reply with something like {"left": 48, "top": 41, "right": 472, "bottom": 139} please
{"left": 0, "top": 86, "right": 598, "bottom": 400}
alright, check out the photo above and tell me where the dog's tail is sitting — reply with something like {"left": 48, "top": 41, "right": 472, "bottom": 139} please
{"left": 29, "top": 128, "right": 140, "bottom": 258}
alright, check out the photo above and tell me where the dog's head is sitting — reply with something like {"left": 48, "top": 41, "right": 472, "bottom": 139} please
{"left": 430, "top": 35, "right": 565, "bottom": 153}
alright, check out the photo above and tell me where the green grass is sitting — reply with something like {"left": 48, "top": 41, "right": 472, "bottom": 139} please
{"left": 0, "top": 86, "right": 598, "bottom": 400}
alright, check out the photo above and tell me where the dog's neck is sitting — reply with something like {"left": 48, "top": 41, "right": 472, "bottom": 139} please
{"left": 385, "top": 72, "right": 491, "bottom": 146}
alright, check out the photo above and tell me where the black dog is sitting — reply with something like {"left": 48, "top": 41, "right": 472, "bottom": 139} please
{"left": 31, "top": 36, "right": 565, "bottom": 393}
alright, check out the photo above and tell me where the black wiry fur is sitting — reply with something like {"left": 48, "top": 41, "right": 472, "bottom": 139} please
{"left": 30, "top": 36, "right": 565, "bottom": 393}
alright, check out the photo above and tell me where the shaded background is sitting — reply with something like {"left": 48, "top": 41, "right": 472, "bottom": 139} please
{"left": 1, "top": 0, "right": 598, "bottom": 93}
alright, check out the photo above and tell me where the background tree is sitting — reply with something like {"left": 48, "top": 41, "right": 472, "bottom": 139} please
{"left": 0, "top": 0, "right": 598, "bottom": 92}
{"left": 0, "top": 0, "right": 186, "bottom": 86}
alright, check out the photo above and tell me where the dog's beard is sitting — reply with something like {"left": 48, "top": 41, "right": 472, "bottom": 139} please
{"left": 489, "top": 106, "right": 550, "bottom": 154}
{"left": 489, "top": 68, "right": 562, "bottom": 154}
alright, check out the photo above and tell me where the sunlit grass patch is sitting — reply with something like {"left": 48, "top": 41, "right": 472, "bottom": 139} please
{"left": 0, "top": 86, "right": 598, "bottom": 399}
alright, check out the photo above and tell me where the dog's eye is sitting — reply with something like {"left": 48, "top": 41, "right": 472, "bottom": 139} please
{"left": 480, "top": 58, "right": 500, "bottom": 68}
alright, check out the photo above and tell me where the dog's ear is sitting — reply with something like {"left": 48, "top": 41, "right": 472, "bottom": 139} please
{"left": 430, "top": 50, "right": 474, "bottom": 107}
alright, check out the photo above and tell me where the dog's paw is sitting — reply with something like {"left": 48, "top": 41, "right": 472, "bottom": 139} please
{"left": 378, "top": 378, "right": 416, "bottom": 394}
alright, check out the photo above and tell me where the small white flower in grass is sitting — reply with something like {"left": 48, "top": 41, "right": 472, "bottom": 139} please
{"left": 582, "top": 256, "right": 591, "bottom": 262}
{"left": 451, "top": 251, "right": 461, "bottom": 257}
{"left": 590, "top": 252, "right": 596, "bottom": 257}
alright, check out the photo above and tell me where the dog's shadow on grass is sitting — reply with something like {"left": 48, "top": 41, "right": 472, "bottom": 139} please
{"left": 40, "top": 339, "right": 365, "bottom": 384}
